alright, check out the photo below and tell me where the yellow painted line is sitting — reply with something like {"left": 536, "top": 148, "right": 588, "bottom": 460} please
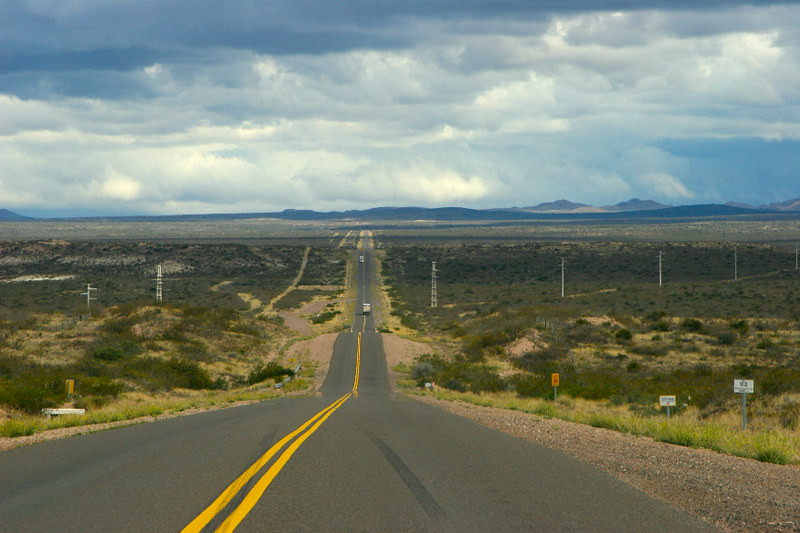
{"left": 352, "top": 332, "right": 361, "bottom": 396}
{"left": 181, "top": 393, "right": 351, "bottom": 533}
{"left": 215, "top": 392, "right": 352, "bottom": 532}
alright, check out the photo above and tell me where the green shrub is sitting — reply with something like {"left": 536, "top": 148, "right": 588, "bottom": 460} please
{"left": 0, "top": 376, "right": 63, "bottom": 413}
{"left": 630, "top": 343, "right": 668, "bottom": 357}
{"left": 442, "top": 378, "right": 468, "bottom": 392}
{"left": 79, "top": 376, "right": 124, "bottom": 398}
{"left": 411, "top": 362, "right": 434, "bottom": 384}
{"left": 90, "top": 336, "right": 141, "bottom": 361}
{"left": 729, "top": 319, "right": 749, "bottom": 335}
{"left": 715, "top": 332, "right": 736, "bottom": 346}
{"left": 92, "top": 346, "right": 126, "bottom": 361}
{"left": 0, "top": 419, "right": 39, "bottom": 437}
{"left": 247, "top": 362, "right": 294, "bottom": 385}
{"left": 310, "top": 310, "right": 340, "bottom": 324}
{"left": 755, "top": 447, "right": 790, "bottom": 465}
{"left": 680, "top": 318, "right": 706, "bottom": 334}
{"left": 512, "top": 374, "right": 550, "bottom": 398}
{"left": 122, "top": 356, "right": 215, "bottom": 391}
{"left": 614, "top": 329, "right": 632, "bottom": 342}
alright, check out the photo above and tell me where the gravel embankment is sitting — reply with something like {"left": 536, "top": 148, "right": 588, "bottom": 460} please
{"left": 418, "top": 396, "right": 800, "bottom": 533}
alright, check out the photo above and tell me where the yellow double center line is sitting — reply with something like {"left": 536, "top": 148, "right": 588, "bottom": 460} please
{"left": 352, "top": 332, "right": 361, "bottom": 397}
{"left": 183, "top": 332, "right": 362, "bottom": 533}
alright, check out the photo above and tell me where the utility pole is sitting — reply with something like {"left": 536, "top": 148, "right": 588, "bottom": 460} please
{"left": 734, "top": 246, "right": 738, "bottom": 281}
{"left": 658, "top": 250, "right": 663, "bottom": 288}
{"left": 154, "top": 264, "right": 163, "bottom": 302}
{"left": 796, "top": 243, "right": 798, "bottom": 270}
{"left": 561, "top": 257, "right": 566, "bottom": 298}
{"left": 430, "top": 261, "right": 438, "bottom": 308}
{"left": 81, "top": 283, "right": 97, "bottom": 309}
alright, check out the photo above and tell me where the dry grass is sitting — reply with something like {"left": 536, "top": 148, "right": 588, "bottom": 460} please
{"left": 415, "top": 389, "right": 800, "bottom": 465}
{"left": 0, "top": 384, "right": 308, "bottom": 438}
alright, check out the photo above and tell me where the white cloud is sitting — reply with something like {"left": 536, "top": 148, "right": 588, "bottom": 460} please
{"left": 1, "top": 3, "right": 799, "bottom": 215}
{"left": 96, "top": 167, "right": 142, "bottom": 201}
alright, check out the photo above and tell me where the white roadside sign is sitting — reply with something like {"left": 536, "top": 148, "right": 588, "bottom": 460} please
{"left": 733, "top": 379, "right": 754, "bottom": 394}
{"left": 659, "top": 395, "right": 677, "bottom": 406}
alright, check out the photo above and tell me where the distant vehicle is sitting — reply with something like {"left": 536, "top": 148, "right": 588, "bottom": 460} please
{"left": 362, "top": 303, "right": 371, "bottom": 314}
{"left": 359, "top": 255, "right": 365, "bottom": 263}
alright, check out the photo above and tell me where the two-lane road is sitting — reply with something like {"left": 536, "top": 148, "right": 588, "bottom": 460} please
{"left": 0, "top": 238, "right": 714, "bottom": 532}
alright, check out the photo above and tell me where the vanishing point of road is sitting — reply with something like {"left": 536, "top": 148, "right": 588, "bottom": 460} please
{"left": 0, "top": 238, "right": 714, "bottom": 532}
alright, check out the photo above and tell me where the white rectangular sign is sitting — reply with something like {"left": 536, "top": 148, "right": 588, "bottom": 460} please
{"left": 733, "top": 379, "right": 754, "bottom": 394}
{"left": 659, "top": 395, "right": 677, "bottom": 407}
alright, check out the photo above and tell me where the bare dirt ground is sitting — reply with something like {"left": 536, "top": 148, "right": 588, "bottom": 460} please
{"left": 278, "top": 311, "right": 313, "bottom": 336}
{"left": 3, "top": 333, "right": 798, "bottom": 533}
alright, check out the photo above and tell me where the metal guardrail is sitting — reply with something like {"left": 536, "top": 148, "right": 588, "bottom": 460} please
{"left": 274, "top": 363, "right": 302, "bottom": 389}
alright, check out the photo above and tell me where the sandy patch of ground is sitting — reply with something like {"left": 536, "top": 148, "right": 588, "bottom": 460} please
{"left": 0, "top": 275, "right": 76, "bottom": 283}
{"left": 506, "top": 331, "right": 545, "bottom": 357}
{"left": 210, "top": 280, "right": 233, "bottom": 292}
{"left": 381, "top": 333, "right": 438, "bottom": 389}
{"left": 237, "top": 292, "right": 262, "bottom": 311}
{"left": 567, "top": 288, "right": 618, "bottom": 299}
{"left": 284, "top": 332, "right": 339, "bottom": 391}
{"left": 578, "top": 315, "right": 623, "bottom": 327}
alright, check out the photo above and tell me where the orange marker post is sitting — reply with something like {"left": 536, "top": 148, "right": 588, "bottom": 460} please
{"left": 551, "top": 373, "right": 560, "bottom": 400}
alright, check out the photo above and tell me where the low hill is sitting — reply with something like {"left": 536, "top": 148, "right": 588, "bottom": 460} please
{"left": 762, "top": 198, "right": 800, "bottom": 211}
{"left": 605, "top": 198, "right": 670, "bottom": 211}
{"left": 0, "top": 209, "right": 33, "bottom": 221}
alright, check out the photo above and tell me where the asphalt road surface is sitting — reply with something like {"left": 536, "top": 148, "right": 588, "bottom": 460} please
{"left": 0, "top": 238, "right": 715, "bottom": 532}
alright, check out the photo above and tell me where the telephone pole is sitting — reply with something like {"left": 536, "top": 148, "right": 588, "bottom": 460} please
{"left": 154, "top": 264, "right": 163, "bottom": 302}
{"left": 734, "top": 246, "right": 738, "bottom": 281}
{"left": 658, "top": 250, "right": 663, "bottom": 287}
{"left": 561, "top": 257, "right": 566, "bottom": 298}
{"left": 81, "top": 283, "right": 97, "bottom": 309}
{"left": 430, "top": 261, "right": 438, "bottom": 308}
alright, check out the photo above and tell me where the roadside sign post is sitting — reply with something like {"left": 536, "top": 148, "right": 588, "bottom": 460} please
{"left": 733, "top": 379, "right": 754, "bottom": 430}
{"left": 65, "top": 379, "right": 75, "bottom": 398}
{"left": 551, "top": 373, "right": 560, "bottom": 401}
{"left": 659, "top": 395, "right": 676, "bottom": 418}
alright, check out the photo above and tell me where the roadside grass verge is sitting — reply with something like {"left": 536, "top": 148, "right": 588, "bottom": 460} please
{"left": 0, "top": 385, "right": 304, "bottom": 439}
{"left": 413, "top": 389, "right": 800, "bottom": 465}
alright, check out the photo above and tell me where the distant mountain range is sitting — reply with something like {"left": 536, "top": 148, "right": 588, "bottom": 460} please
{"left": 514, "top": 198, "right": 672, "bottom": 213}
{"left": 0, "top": 209, "right": 33, "bottom": 221}
{"left": 515, "top": 198, "right": 800, "bottom": 214}
{"left": 2, "top": 198, "right": 799, "bottom": 223}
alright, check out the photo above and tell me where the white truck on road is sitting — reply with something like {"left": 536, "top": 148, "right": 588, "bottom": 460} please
{"left": 362, "top": 303, "right": 371, "bottom": 315}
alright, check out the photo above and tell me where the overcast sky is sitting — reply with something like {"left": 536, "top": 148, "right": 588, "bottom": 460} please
{"left": 2, "top": 1, "right": 799, "bottom": 217}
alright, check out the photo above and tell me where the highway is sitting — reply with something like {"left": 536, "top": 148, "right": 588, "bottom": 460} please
{"left": 0, "top": 238, "right": 714, "bottom": 532}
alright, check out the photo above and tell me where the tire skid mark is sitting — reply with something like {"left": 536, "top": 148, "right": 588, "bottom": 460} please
{"left": 367, "top": 431, "right": 446, "bottom": 520}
